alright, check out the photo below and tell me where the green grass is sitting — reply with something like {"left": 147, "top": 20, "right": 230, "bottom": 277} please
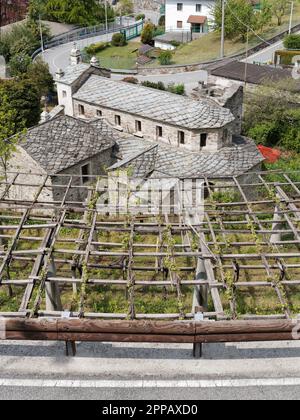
{"left": 94, "top": 42, "right": 140, "bottom": 69}
{"left": 171, "top": 5, "right": 300, "bottom": 65}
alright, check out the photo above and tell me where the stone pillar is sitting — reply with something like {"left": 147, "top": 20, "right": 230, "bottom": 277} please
{"left": 270, "top": 205, "right": 283, "bottom": 245}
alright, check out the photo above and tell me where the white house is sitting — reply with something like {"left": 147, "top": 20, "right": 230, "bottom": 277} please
{"left": 165, "top": 0, "right": 215, "bottom": 33}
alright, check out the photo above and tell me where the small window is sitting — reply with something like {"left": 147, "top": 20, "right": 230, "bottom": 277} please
{"left": 177, "top": 3, "right": 183, "bottom": 11}
{"left": 200, "top": 133, "right": 207, "bottom": 148}
{"left": 96, "top": 110, "right": 102, "bottom": 117}
{"left": 177, "top": 21, "right": 183, "bottom": 29}
{"left": 178, "top": 131, "right": 185, "bottom": 145}
{"left": 135, "top": 120, "right": 142, "bottom": 132}
{"left": 115, "top": 115, "right": 121, "bottom": 126}
{"left": 223, "top": 129, "right": 229, "bottom": 142}
{"left": 156, "top": 126, "right": 163, "bottom": 138}
{"left": 196, "top": 4, "right": 202, "bottom": 12}
{"left": 78, "top": 104, "right": 85, "bottom": 115}
{"left": 81, "top": 163, "right": 90, "bottom": 184}
{"left": 62, "top": 90, "right": 67, "bottom": 98}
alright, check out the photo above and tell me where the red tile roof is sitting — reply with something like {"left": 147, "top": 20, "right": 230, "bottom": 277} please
{"left": 187, "top": 15, "right": 207, "bottom": 24}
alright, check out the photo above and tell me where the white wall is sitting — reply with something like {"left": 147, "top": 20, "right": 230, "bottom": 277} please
{"left": 56, "top": 83, "right": 74, "bottom": 116}
{"left": 165, "top": 0, "right": 215, "bottom": 32}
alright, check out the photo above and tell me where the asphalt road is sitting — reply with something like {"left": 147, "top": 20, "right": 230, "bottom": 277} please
{"left": 1, "top": 340, "right": 300, "bottom": 400}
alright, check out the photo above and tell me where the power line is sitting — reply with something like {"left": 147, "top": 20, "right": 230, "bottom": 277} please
{"left": 224, "top": 0, "right": 272, "bottom": 46}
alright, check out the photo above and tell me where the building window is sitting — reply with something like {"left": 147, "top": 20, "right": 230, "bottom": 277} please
{"left": 78, "top": 105, "right": 85, "bottom": 115}
{"left": 156, "top": 126, "right": 163, "bottom": 138}
{"left": 115, "top": 115, "right": 121, "bottom": 126}
{"left": 178, "top": 131, "right": 185, "bottom": 145}
{"left": 177, "top": 21, "right": 183, "bottom": 29}
{"left": 62, "top": 90, "right": 67, "bottom": 98}
{"left": 135, "top": 120, "right": 142, "bottom": 132}
{"left": 177, "top": 3, "right": 183, "bottom": 11}
{"left": 81, "top": 163, "right": 90, "bottom": 184}
{"left": 223, "top": 129, "right": 229, "bottom": 142}
{"left": 96, "top": 110, "right": 102, "bottom": 117}
{"left": 196, "top": 4, "right": 202, "bottom": 12}
{"left": 200, "top": 133, "right": 207, "bottom": 148}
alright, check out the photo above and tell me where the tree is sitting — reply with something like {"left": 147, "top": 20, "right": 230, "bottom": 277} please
{"left": 117, "top": 0, "right": 134, "bottom": 16}
{"left": 243, "top": 79, "right": 300, "bottom": 150}
{"left": 28, "top": 0, "right": 48, "bottom": 21}
{"left": 272, "top": 0, "right": 289, "bottom": 26}
{"left": 213, "top": 0, "right": 258, "bottom": 42}
{"left": 256, "top": 0, "right": 273, "bottom": 31}
{"left": 0, "top": 95, "right": 25, "bottom": 181}
{"left": 141, "top": 22, "right": 155, "bottom": 45}
{"left": 0, "top": 79, "right": 41, "bottom": 129}
{"left": 9, "top": 54, "right": 32, "bottom": 77}
{"left": 25, "top": 58, "right": 55, "bottom": 97}
{"left": 45, "top": 0, "right": 114, "bottom": 26}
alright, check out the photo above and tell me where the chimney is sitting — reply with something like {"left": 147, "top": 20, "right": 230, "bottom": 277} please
{"left": 70, "top": 43, "right": 82, "bottom": 65}
{"left": 90, "top": 56, "right": 100, "bottom": 68}
{"left": 55, "top": 68, "right": 65, "bottom": 79}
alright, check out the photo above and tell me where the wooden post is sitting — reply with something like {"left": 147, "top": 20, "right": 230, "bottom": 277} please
{"left": 45, "top": 259, "right": 62, "bottom": 312}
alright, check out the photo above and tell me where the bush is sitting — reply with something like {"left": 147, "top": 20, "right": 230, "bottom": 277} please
{"left": 86, "top": 42, "right": 109, "bottom": 55}
{"left": 141, "top": 22, "right": 155, "bottom": 44}
{"left": 283, "top": 34, "right": 300, "bottom": 50}
{"left": 158, "top": 15, "right": 165, "bottom": 27}
{"left": 169, "top": 40, "right": 181, "bottom": 48}
{"left": 141, "top": 81, "right": 166, "bottom": 90}
{"left": 122, "top": 77, "right": 139, "bottom": 84}
{"left": 111, "top": 33, "right": 127, "bottom": 47}
{"left": 168, "top": 83, "right": 185, "bottom": 95}
{"left": 135, "top": 13, "right": 145, "bottom": 21}
{"left": 158, "top": 50, "right": 173, "bottom": 65}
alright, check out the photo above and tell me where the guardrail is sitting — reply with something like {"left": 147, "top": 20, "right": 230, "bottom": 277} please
{"left": 32, "top": 18, "right": 142, "bottom": 59}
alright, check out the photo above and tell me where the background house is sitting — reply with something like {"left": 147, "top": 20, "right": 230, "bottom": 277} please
{"left": 165, "top": 0, "right": 215, "bottom": 33}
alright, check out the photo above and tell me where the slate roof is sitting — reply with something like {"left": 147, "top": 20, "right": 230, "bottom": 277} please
{"left": 210, "top": 61, "right": 295, "bottom": 85}
{"left": 111, "top": 134, "right": 264, "bottom": 178}
{"left": 55, "top": 63, "right": 90, "bottom": 85}
{"left": 73, "top": 76, "right": 235, "bottom": 129}
{"left": 21, "top": 116, "right": 116, "bottom": 174}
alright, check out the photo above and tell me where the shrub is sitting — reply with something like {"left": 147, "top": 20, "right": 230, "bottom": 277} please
{"left": 123, "top": 77, "right": 139, "bottom": 84}
{"left": 158, "top": 50, "right": 173, "bottom": 65}
{"left": 141, "top": 22, "right": 155, "bottom": 44}
{"left": 158, "top": 15, "right": 165, "bottom": 27}
{"left": 168, "top": 83, "right": 185, "bottom": 95}
{"left": 135, "top": 13, "right": 145, "bottom": 21}
{"left": 86, "top": 42, "right": 109, "bottom": 55}
{"left": 283, "top": 34, "right": 300, "bottom": 50}
{"left": 111, "top": 33, "right": 127, "bottom": 47}
{"left": 169, "top": 40, "right": 181, "bottom": 48}
{"left": 141, "top": 81, "right": 166, "bottom": 90}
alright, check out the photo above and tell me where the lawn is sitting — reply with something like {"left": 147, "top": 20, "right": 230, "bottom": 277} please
{"left": 94, "top": 41, "right": 140, "bottom": 69}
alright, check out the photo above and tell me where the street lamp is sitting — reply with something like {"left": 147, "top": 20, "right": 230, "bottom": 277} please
{"left": 289, "top": 1, "right": 294, "bottom": 34}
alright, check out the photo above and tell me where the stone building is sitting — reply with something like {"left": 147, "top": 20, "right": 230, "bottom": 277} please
{"left": 5, "top": 116, "right": 116, "bottom": 204}
{"left": 53, "top": 59, "right": 264, "bottom": 180}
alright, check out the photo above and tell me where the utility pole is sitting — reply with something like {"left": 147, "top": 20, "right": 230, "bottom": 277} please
{"left": 105, "top": 0, "right": 109, "bottom": 41}
{"left": 289, "top": 1, "right": 294, "bottom": 34}
{"left": 39, "top": 14, "right": 44, "bottom": 55}
{"left": 220, "top": 0, "right": 225, "bottom": 59}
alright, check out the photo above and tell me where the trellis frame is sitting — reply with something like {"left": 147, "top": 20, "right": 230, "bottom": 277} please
{"left": 0, "top": 170, "right": 300, "bottom": 351}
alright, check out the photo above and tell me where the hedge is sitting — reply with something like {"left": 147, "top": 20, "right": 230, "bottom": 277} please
{"left": 86, "top": 42, "right": 109, "bottom": 55}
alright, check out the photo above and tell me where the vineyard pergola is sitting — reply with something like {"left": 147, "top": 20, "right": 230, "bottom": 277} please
{"left": 0, "top": 170, "right": 300, "bottom": 356}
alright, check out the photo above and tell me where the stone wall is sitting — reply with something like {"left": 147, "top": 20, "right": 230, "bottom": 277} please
{"left": 133, "top": 0, "right": 164, "bottom": 12}
{"left": 73, "top": 99, "right": 231, "bottom": 153}
{"left": 2, "top": 146, "right": 115, "bottom": 206}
